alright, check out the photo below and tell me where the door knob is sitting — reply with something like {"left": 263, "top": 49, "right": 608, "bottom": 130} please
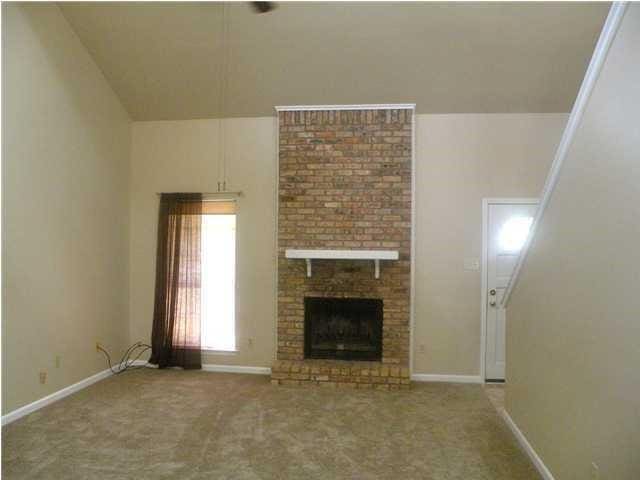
{"left": 489, "top": 300, "right": 496, "bottom": 307}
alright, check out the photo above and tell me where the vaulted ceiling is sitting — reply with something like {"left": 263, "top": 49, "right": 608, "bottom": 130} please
{"left": 59, "top": 2, "right": 609, "bottom": 120}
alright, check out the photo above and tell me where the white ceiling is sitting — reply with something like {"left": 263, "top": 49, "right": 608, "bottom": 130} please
{"left": 59, "top": 2, "right": 609, "bottom": 120}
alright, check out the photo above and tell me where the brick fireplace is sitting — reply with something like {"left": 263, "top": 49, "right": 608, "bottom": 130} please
{"left": 272, "top": 106, "right": 413, "bottom": 390}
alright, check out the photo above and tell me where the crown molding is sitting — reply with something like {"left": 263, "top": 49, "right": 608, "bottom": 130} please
{"left": 274, "top": 104, "right": 415, "bottom": 112}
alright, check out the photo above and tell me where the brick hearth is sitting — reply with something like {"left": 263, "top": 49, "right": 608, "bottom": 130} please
{"left": 274, "top": 107, "right": 413, "bottom": 389}
{"left": 272, "top": 360, "right": 411, "bottom": 390}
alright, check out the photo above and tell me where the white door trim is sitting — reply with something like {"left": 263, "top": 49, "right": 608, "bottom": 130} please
{"left": 480, "top": 198, "right": 539, "bottom": 382}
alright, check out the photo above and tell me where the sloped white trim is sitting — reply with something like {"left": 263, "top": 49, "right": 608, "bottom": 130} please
{"left": 502, "top": 2, "right": 628, "bottom": 307}
{"left": 202, "top": 364, "right": 271, "bottom": 375}
{"left": 275, "top": 104, "right": 415, "bottom": 112}
{"left": 1, "top": 368, "right": 113, "bottom": 426}
{"left": 500, "top": 408, "right": 556, "bottom": 480}
{"left": 411, "top": 374, "right": 482, "bottom": 384}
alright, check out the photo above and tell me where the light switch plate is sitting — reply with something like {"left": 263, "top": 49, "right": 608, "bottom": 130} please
{"left": 464, "top": 258, "right": 480, "bottom": 271}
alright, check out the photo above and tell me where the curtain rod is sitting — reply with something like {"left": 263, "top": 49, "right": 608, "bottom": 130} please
{"left": 155, "top": 191, "right": 243, "bottom": 197}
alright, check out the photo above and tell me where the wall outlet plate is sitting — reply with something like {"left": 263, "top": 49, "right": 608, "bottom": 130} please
{"left": 39, "top": 371, "right": 47, "bottom": 384}
{"left": 463, "top": 258, "right": 480, "bottom": 271}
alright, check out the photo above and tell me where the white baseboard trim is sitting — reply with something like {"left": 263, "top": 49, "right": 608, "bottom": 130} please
{"left": 131, "top": 360, "right": 270, "bottom": 375}
{"left": 202, "top": 364, "right": 271, "bottom": 375}
{"left": 411, "top": 373, "right": 482, "bottom": 384}
{"left": 1, "top": 367, "right": 113, "bottom": 427}
{"left": 1, "top": 362, "right": 269, "bottom": 426}
{"left": 130, "top": 360, "right": 151, "bottom": 367}
{"left": 500, "top": 408, "right": 555, "bottom": 480}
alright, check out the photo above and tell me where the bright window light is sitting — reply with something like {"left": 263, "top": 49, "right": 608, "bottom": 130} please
{"left": 201, "top": 214, "right": 236, "bottom": 351}
{"left": 499, "top": 216, "right": 534, "bottom": 252}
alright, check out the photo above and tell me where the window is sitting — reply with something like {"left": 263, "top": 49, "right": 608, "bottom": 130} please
{"left": 499, "top": 216, "right": 534, "bottom": 252}
{"left": 200, "top": 201, "right": 236, "bottom": 351}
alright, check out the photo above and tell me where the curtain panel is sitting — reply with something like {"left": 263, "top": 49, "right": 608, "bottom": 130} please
{"left": 149, "top": 193, "right": 203, "bottom": 369}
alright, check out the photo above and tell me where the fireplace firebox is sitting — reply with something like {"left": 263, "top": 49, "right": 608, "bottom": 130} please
{"left": 304, "top": 297, "right": 383, "bottom": 361}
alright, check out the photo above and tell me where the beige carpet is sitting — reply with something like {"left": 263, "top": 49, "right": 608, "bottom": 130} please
{"left": 483, "top": 383, "right": 506, "bottom": 412}
{"left": 2, "top": 370, "right": 538, "bottom": 479}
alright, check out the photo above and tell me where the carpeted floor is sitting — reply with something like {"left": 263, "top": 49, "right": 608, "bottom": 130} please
{"left": 2, "top": 370, "right": 538, "bottom": 479}
{"left": 483, "top": 383, "right": 505, "bottom": 412}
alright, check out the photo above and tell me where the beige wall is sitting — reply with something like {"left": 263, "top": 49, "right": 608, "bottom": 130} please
{"left": 2, "top": 4, "right": 131, "bottom": 413}
{"left": 506, "top": 6, "right": 640, "bottom": 479}
{"left": 129, "top": 118, "right": 277, "bottom": 367}
{"left": 130, "top": 113, "right": 565, "bottom": 374}
{"left": 413, "top": 113, "right": 566, "bottom": 375}
{"left": 0, "top": 6, "right": 565, "bottom": 413}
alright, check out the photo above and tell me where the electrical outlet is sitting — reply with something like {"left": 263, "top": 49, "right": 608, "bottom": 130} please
{"left": 463, "top": 258, "right": 480, "bottom": 271}
{"left": 55, "top": 355, "right": 61, "bottom": 368}
{"left": 591, "top": 462, "right": 600, "bottom": 480}
{"left": 248, "top": 338, "right": 254, "bottom": 347}
{"left": 39, "top": 371, "right": 47, "bottom": 384}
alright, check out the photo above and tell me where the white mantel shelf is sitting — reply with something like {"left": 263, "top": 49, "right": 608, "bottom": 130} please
{"left": 285, "top": 249, "right": 399, "bottom": 279}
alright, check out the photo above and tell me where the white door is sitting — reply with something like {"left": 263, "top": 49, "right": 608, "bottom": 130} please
{"left": 485, "top": 201, "right": 537, "bottom": 381}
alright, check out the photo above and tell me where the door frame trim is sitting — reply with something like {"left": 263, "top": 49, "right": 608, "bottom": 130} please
{"left": 480, "top": 198, "right": 539, "bottom": 382}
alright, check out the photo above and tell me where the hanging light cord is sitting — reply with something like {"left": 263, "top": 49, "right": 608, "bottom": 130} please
{"left": 217, "top": 3, "right": 230, "bottom": 192}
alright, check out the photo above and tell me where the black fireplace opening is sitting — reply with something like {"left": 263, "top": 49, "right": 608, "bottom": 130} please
{"left": 304, "top": 297, "right": 383, "bottom": 361}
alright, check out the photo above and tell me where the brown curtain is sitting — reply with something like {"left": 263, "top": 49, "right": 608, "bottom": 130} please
{"left": 149, "top": 193, "right": 203, "bottom": 369}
